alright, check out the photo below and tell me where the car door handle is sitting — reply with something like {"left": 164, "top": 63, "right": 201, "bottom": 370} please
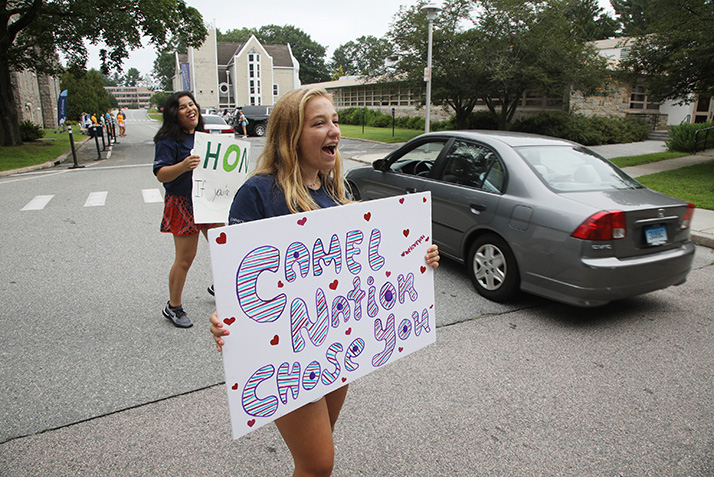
{"left": 405, "top": 187, "right": 417, "bottom": 194}
{"left": 470, "top": 203, "right": 487, "bottom": 214}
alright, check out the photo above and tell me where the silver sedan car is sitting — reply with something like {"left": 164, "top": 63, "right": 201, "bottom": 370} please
{"left": 345, "top": 131, "right": 695, "bottom": 307}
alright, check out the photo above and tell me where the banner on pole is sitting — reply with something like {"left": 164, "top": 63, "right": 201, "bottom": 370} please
{"left": 208, "top": 192, "right": 436, "bottom": 439}
{"left": 191, "top": 132, "right": 250, "bottom": 224}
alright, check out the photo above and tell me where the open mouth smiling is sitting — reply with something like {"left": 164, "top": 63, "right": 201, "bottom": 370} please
{"left": 323, "top": 144, "right": 337, "bottom": 155}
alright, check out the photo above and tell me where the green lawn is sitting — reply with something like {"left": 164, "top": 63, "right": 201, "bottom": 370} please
{"left": 339, "top": 124, "right": 422, "bottom": 143}
{"left": 0, "top": 130, "right": 80, "bottom": 171}
{"left": 609, "top": 151, "right": 690, "bottom": 168}
{"left": 636, "top": 160, "right": 714, "bottom": 210}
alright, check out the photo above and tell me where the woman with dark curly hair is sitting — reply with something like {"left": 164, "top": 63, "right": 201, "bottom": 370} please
{"left": 153, "top": 91, "right": 222, "bottom": 328}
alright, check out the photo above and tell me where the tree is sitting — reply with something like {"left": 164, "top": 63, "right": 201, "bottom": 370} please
{"left": 1, "top": 1, "right": 206, "bottom": 147}
{"left": 218, "top": 25, "right": 330, "bottom": 84}
{"left": 329, "top": 36, "right": 395, "bottom": 76}
{"left": 123, "top": 67, "right": 142, "bottom": 87}
{"left": 611, "top": 0, "right": 655, "bottom": 35}
{"left": 60, "top": 68, "right": 113, "bottom": 121}
{"left": 150, "top": 91, "right": 171, "bottom": 110}
{"left": 385, "top": 0, "right": 608, "bottom": 129}
{"left": 619, "top": 0, "right": 714, "bottom": 101}
{"left": 564, "top": 0, "right": 620, "bottom": 41}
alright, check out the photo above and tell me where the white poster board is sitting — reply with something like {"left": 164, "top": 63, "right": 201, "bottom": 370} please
{"left": 208, "top": 192, "right": 436, "bottom": 439}
{"left": 192, "top": 132, "right": 250, "bottom": 223}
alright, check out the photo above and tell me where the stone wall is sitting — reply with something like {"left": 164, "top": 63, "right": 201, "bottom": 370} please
{"left": 11, "top": 70, "right": 60, "bottom": 129}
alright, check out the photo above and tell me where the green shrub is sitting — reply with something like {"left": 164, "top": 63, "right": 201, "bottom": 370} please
{"left": 462, "top": 110, "right": 500, "bottom": 130}
{"left": 372, "top": 115, "right": 392, "bottom": 128}
{"left": 512, "top": 112, "right": 651, "bottom": 145}
{"left": 19, "top": 120, "right": 45, "bottom": 142}
{"left": 667, "top": 121, "right": 714, "bottom": 152}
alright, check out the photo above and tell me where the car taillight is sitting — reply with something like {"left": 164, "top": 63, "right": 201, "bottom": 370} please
{"left": 221, "top": 128, "right": 234, "bottom": 134}
{"left": 681, "top": 203, "right": 695, "bottom": 230}
{"left": 571, "top": 210, "right": 626, "bottom": 241}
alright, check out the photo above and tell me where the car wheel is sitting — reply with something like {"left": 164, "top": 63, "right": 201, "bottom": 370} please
{"left": 253, "top": 122, "right": 267, "bottom": 137}
{"left": 467, "top": 233, "right": 520, "bottom": 302}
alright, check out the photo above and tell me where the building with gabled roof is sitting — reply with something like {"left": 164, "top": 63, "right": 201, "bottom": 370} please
{"left": 173, "top": 26, "right": 300, "bottom": 110}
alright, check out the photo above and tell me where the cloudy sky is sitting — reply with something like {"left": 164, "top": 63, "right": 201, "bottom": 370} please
{"left": 87, "top": 0, "right": 616, "bottom": 76}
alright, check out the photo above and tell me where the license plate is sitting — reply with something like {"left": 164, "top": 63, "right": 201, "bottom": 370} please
{"left": 645, "top": 224, "right": 668, "bottom": 245}
{"left": 210, "top": 130, "right": 219, "bottom": 134}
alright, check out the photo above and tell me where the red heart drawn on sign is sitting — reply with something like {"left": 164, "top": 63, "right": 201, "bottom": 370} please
{"left": 216, "top": 232, "right": 227, "bottom": 244}
{"left": 399, "top": 197, "right": 405, "bottom": 204}
{"left": 345, "top": 327, "right": 352, "bottom": 335}
{"left": 423, "top": 197, "right": 427, "bottom": 203}
{"left": 329, "top": 279, "right": 339, "bottom": 290}
{"left": 232, "top": 383, "right": 238, "bottom": 390}
{"left": 420, "top": 266, "right": 427, "bottom": 274}
{"left": 270, "top": 335, "right": 279, "bottom": 346}
{"left": 277, "top": 280, "right": 284, "bottom": 288}
{"left": 398, "top": 347, "right": 404, "bottom": 352}
{"left": 341, "top": 377, "right": 347, "bottom": 383}
{"left": 223, "top": 317, "right": 235, "bottom": 326}
{"left": 247, "top": 419, "right": 256, "bottom": 427}
{"left": 403, "top": 229, "right": 410, "bottom": 237}
{"left": 297, "top": 217, "right": 307, "bottom": 226}
{"left": 386, "top": 271, "right": 391, "bottom": 277}
{"left": 364, "top": 212, "right": 371, "bottom": 221}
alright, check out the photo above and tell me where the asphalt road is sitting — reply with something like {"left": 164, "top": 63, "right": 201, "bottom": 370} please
{"left": 1, "top": 112, "right": 713, "bottom": 475}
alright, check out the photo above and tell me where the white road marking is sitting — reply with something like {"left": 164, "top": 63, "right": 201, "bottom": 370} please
{"left": 84, "top": 191, "right": 108, "bottom": 207}
{"left": 142, "top": 188, "right": 163, "bottom": 203}
{"left": 21, "top": 195, "right": 54, "bottom": 211}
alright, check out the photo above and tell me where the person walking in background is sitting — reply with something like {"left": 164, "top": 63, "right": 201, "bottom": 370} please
{"left": 237, "top": 107, "right": 247, "bottom": 138}
{"left": 209, "top": 88, "right": 440, "bottom": 475}
{"left": 117, "top": 110, "right": 126, "bottom": 137}
{"left": 153, "top": 91, "right": 222, "bottom": 328}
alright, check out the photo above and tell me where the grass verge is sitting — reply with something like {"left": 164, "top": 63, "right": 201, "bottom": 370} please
{"left": 339, "top": 124, "right": 421, "bottom": 143}
{"left": 0, "top": 130, "right": 78, "bottom": 171}
{"left": 609, "top": 151, "right": 689, "bottom": 168}
{"left": 636, "top": 160, "right": 714, "bottom": 210}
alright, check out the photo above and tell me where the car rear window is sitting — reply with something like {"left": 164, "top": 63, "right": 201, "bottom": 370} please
{"left": 203, "top": 116, "right": 226, "bottom": 125}
{"left": 516, "top": 146, "right": 641, "bottom": 191}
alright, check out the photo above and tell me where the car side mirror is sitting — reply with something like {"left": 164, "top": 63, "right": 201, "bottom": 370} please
{"left": 373, "top": 159, "right": 389, "bottom": 171}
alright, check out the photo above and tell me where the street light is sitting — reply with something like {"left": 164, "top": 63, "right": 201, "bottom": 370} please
{"left": 422, "top": 3, "right": 441, "bottom": 133}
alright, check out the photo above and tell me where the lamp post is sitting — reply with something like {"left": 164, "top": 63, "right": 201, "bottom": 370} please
{"left": 422, "top": 3, "right": 441, "bottom": 133}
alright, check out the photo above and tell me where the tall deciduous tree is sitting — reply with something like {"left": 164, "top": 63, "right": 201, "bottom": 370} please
{"left": 610, "top": 0, "right": 655, "bottom": 35}
{"left": 60, "top": 68, "right": 113, "bottom": 121}
{"left": 619, "top": 0, "right": 714, "bottom": 101}
{"left": 218, "top": 25, "right": 329, "bottom": 84}
{"left": 385, "top": 0, "right": 608, "bottom": 129}
{"left": 1, "top": 0, "right": 206, "bottom": 147}
{"left": 329, "top": 36, "right": 395, "bottom": 76}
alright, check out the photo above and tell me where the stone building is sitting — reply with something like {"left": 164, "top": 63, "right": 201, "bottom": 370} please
{"left": 11, "top": 70, "right": 62, "bottom": 129}
{"left": 173, "top": 27, "right": 300, "bottom": 109}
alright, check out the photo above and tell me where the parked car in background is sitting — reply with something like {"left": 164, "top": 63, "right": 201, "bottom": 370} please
{"left": 346, "top": 131, "right": 695, "bottom": 307}
{"left": 231, "top": 105, "right": 272, "bottom": 137}
{"left": 201, "top": 114, "right": 234, "bottom": 136}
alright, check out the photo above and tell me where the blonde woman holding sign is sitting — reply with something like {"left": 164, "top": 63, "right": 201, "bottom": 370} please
{"left": 209, "top": 88, "right": 439, "bottom": 476}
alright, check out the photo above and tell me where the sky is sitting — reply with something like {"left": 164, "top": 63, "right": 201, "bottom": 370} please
{"left": 86, "top": 0, "right": 616, "bottom": 77}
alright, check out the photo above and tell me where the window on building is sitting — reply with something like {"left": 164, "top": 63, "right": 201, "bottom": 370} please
{"left": 630, "top": 85, "right": 660, "bottom": 110}
{"left": 273, "top": 84, "right": 279, "bottom": 96}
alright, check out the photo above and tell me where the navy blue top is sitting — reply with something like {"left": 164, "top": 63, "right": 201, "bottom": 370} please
{"left": 153, "top": 133, "right": 195, "bottom": 196}
{"left": 229, "top": 174, "right": 340, "bottom": 225}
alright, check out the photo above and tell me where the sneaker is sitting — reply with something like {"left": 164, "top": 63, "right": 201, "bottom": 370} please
{"left": 208, "top": 285, "right": 215, "bottom": 296}
{"left": 163, "top": 302, "right": 193, "bottom": 328}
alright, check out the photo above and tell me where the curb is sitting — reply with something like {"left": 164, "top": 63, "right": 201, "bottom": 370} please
{"left": 691, "top": 232, "right": 714, "bottom": 249}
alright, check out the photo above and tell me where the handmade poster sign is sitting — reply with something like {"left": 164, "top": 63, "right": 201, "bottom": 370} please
{"left": 208, "top": 192, "right": 436, "bottom": 439}
{"left": 192, "top": 132, "right": 250, "bottom": 223}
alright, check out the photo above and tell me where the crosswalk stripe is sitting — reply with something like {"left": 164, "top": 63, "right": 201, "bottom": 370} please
{"left": 142, "top": 188, "right": 163, "bottom": 203}
{"left": 21, "top": 195, "right": 54, "bottom": 211}
{"left": 84, "top": 191, "right": 108, "bottom": 207}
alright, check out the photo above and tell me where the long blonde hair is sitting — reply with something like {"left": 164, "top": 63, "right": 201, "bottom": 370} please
{"left": 252, "top": 88, "right": 351, "bottom": 213}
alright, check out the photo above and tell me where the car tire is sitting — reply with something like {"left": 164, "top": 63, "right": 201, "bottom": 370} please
{"left": 467, "top": 233, "right": 520, "bottom": 302}
{"left": 253, "top": 122, "right": 267, "bottom": 137}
